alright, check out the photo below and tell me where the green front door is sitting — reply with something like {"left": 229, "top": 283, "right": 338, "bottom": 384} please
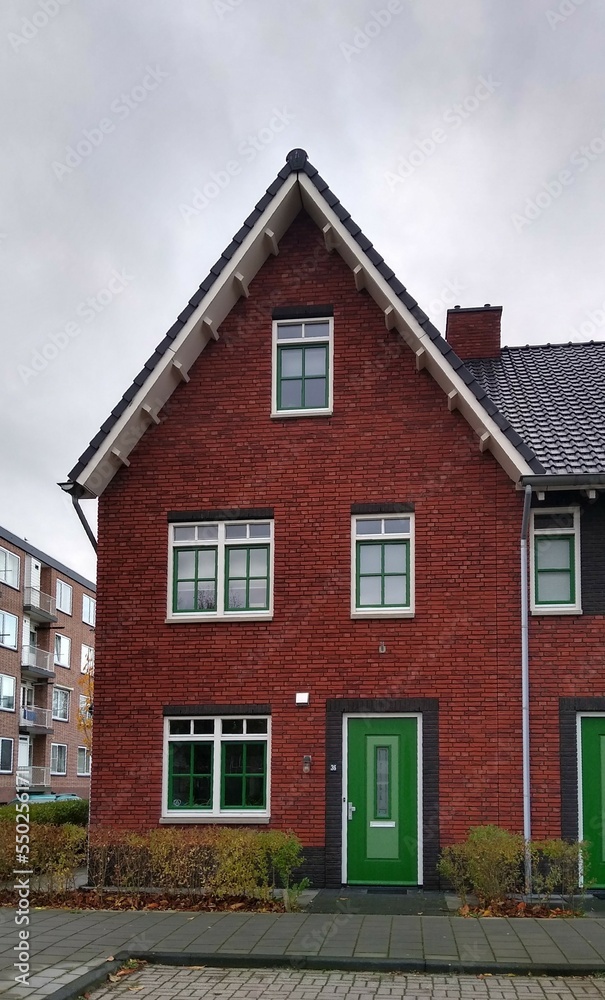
{"left": 346, "top": 717, "right": 418, "bottom": 885}
{"left": 581, "top": 716, "right": 605, "bottom": 888}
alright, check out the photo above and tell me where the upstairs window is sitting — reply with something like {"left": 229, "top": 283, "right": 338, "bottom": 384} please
{"left": 0, "top": 547, "right": 20, "bottom": 589}
{"left": 56, "top": 580, "right": 73, "bottom": 615}
{"left": 352, "top": 514, "right": 415, "bottom": 617}
{"left": 531, "top": 508, "right": 581, "bottom": 613}
{"left": 0, "top": 610, "right": 18, "bottom": 649}
{"left": 164, "top": 715, "right": 270, "bottom": 819}
{"left": 169, "top": 520, "right": 273, "bottom": 621}
{"left": 272, "top": 318, "right": 333, "bottom": 416}
{"left": 0, "top": 674, "right": 16, "bottom": 712}
{"left": 54, "top": 633, "right": 71, "bottom": 668}
{"left": 77, "top": 746, "right": 91, "bottom": 776}
{"left": 81, "top": 644, "right": 95, "bottom": 673}
{"left": 82, "top": 594, "right": 96, "bottom": 626}
{"left": 52, "top": 687, "right": 70, "bottom": 722}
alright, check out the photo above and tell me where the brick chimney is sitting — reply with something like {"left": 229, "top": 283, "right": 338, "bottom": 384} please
{"left": 445, "top": 304, "right": 502, "bottom": 359}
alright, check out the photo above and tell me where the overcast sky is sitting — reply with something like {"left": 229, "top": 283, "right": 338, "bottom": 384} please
{"left": 2, "top": 0, "right": 605, "bottom": 581}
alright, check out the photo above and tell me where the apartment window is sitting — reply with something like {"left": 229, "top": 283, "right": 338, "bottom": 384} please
{"left": 77, "top": 746, "right": 91, "bottom": 776}
{"left": 0, "top": 738, "right": 13, "bottom": 773}
{"left": 169, "top": 520, "right": 273, "bottom": 620}
{"left": 0, "top": 547, "right": 19, "bottom": 589}
{"left": 531, "top": 509, "right": 581, "bottom": 613}
{"left": 0, "top": 674, "right": 16, "bottom": 712}
{"left": 81, "top": 644, "right": 95, "bottom": 673}
{"left": 50, "top": 743, "right": 67, "bottom": 775}
{"left": 52, "top": 687, "right": 70, "bottom": 722}
{"left": 54, "top": 634, "right": 71, "bottom": 667}
{"left": 272, "top": 318, "right": 333, "bottom": 416}
{"left": 79, "top": 694, "right": 91, "bottom": 718}
{"left": 56, "top": 580, "right": 73, "bottom": 615}
{"left": 352, "top": 514, "right": 415, "bottom": 617}
{"left": 82, "top": 594, "right": 96, "bottom": 626}
{"left": 0, "top": 610, "right": 18, "bottom": 649}
{"left": 164, "top": 716, "right": 270, "bottom": 818}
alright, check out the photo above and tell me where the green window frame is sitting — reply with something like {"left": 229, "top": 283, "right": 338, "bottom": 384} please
{"left": 531, "top": 509, "right": 580, "bottom": 611}
{"left": 170, "top": 521, "right": 273, "bottom": 618}
{"left": 221, "top": 741, "right": 267, "bottom": 809}
{"left": 272, "top": 318, "right": 332, "bottom": 415}
{"left": 165, "top": 716, "right": 270, "bottom": 817}
{"left": 352, "top": 515, "right": 414, "bottom": 616}
{"left": 225, "top": 546, "right": 270, "bottom": 611}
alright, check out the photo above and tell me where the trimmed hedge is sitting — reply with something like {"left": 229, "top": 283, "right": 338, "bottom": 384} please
{"left": 0, "top": 820, "right": 86, "bottom": 891}
{"left": 0, "top": 799, "right": 89, "bottom": 826}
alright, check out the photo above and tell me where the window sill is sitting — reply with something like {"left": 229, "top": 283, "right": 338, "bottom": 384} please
{"left": 531, "top": 607, "right": 582, "bottom": 616}
{"left": 166, "top": 613, "right": 273, "bottom": 624}
{"left": 271, "top": 409, "right": 333, "bottom": 419}
{"left": 351, "top": 610, "right": 415, "bottom": 619}
{"left": 160, "top": 814, "right": 271, "bottom": 825}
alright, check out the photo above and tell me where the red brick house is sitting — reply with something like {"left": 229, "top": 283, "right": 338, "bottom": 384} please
{"left": 61, "top": 149, "right": 605, "bottom": 888}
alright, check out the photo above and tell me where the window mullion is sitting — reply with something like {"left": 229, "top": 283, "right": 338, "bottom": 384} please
{"left": 217, "top": 526, "right": 226, "bottom": 615}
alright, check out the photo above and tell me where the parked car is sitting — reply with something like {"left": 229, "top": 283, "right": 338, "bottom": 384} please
{"left": 7, "top": 793, "right": 83, "bottom": 804}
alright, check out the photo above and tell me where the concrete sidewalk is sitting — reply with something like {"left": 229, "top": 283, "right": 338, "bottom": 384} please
{"left": 1, "top": 908, "right": 605, "bottom": 1000}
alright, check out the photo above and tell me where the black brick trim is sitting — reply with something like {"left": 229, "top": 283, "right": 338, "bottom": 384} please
{"left": 325, "top": 698, "right": 439, "bottom": 888}
{"left": 272, "top": 306, "right": 333, "bottom": 320}
{"left": 351, "top": 503, "right": 415, "bottom": 515}
{"left": 560, "top": 697, "right": 605, "bottom": 841}
{"left": 164, "top": 705, "right": 271, "bottom": 716}
{"left": 167, "top": 508, "right": 273, "bottom": 523}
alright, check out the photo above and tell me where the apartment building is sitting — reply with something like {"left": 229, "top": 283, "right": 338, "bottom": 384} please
{"left": 0, "top": 526, "right": 95, "bottom": 802}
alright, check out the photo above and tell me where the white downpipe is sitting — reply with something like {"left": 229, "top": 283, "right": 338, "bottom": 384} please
{"left": 520, "top": 484, "right": 532, "bottom": 893}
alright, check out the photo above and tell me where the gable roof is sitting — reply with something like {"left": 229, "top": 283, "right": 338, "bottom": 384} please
{"left": 62, "top": 148, "right": 544, "bottom": 500}
{"left": 467, "top": 343, "right": 605, "bottom": 477}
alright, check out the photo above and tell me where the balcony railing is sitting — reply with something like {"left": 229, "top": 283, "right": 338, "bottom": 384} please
{"left": 21, "top": 645, "right": 53, "bottom": 674}
{"left": 23, "top": 587, "right": 57, "bottom": 621}
{"left": 20, "top": 706, "right": 52, "bottom": 730}
{"left": 16, "top": 766, "right": 50, "bottom": 789}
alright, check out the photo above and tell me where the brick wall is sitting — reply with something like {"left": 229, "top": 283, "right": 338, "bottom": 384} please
{"left": 90, "top": 212, "right": 605, "bottom": 878}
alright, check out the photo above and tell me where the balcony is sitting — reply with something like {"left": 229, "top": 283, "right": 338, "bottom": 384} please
{"left": 23, "top": 587, "right": 58, "bottom": 624}
{"left": 21, "top": 645, "right": 55, "bottom": 680}
{"left": 19, "top": 706, "right": 53, "bottom": 733}
{"left": 16, "top": 766, "right": 50, "bottom": 791}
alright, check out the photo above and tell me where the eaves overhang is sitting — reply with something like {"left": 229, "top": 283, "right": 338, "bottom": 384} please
{"left": 520, "top": 474, "right": 605, "bottom": 491}
{"left": 63, "top": 149, "right": 541, "bottom": 500}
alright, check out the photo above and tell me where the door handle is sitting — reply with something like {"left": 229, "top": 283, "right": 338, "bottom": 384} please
{"left": 348, "top": 801, "right": 356, "bottom": 821}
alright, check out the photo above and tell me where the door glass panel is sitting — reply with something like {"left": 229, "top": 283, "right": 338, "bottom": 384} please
{"left": 375, "top": 746, "right": 390, "bottom": 818}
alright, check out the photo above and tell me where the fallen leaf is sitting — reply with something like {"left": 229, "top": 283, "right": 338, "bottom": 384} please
{"left": 106, "top": 956, "right": 114, "bottom": 962}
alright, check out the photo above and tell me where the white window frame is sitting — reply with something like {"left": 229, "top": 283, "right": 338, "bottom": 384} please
{"left": 167, "top": 520, "right": 274, "bottom": 622}
{"left": 0, "top": 610, "right": 18, "bottom": 649}
{"left": 530, "top": 507, "right": 581, "bottom": 615}
{"left": 271, "top": 317, "right": 334, "bottom": 418}
{"left": 54, "top": 633, "right": 71, "bottom": 668}
{"left": 351, "top": 513, "right": 415, "bottom": 618}
{"left": 0, "top": 737, "right": 13, "bottom": 773}
{"left": 0, "top": 673, "right": 16, "bottom": 712}
{"left": 81, "top": 644, "right": 95, "bottom": 673}
{"left": 50, "top": 743, "right": 67, "bottom": 775}
{"left": 56, "top": 579, "right": 73, "bottom": 616}
{"left": 162, "top": 715, "right": 271, "bottom": 823}
{"left": 82, "top": 594, "right": 96, "bottom": 626}
{"left": 0, "top": 547, "right": 20, "bottom": 589}
{"left": 77, "top": 746, "right": 91, "bottom": 776}
{"left": 52, "top": 687, "right": 70, "bottom": 722}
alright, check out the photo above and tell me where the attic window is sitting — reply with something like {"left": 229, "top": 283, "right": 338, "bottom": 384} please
{"left": 271, "top": 317, "right": 333, "bottom": 417}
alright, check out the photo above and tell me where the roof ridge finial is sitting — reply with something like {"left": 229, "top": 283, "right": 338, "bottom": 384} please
{"left": 286, "top": 148, "right": 308, "bottom": 171}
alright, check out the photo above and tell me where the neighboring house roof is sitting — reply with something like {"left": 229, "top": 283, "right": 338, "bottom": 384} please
{"left": 62, "top": 149, "right": 547, "bottom": 499}
{"left": 0, "top": 524, "right": 96, "bottom": 592}
{"left": 467, "top": 343, "right": 605, "bottom": 476}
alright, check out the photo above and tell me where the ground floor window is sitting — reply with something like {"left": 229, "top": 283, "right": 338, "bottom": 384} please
{"left": 163, "top": 715, "right": 270, "bottom": 819}
{"left": 77, "top": 746, "right": 91, "bottom": 776}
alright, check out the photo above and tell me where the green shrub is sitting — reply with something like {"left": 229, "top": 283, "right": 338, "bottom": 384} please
{"left": 88, "top": 826, "right": 307, "bottom": 899}
{"left": 437, "top": 825, "right": 524, "bottom": 904}
{"left": 530, "top": 838, "right": 586, "bottom": 902}
{"left": 0, "top": 820, "right": 86, "bottom": 891}
{"left": 0, "top": 799, "right": 89, "bottom": 826}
